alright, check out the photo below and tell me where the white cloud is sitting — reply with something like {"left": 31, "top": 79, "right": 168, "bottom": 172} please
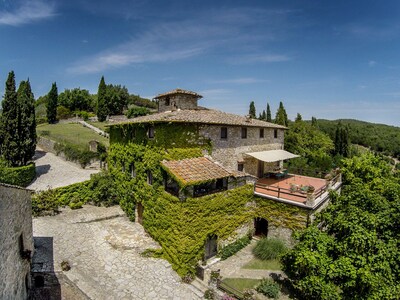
{"left": 368, "top": 60, "right": 377, "bottom": 67}
{"left": 228, "top": 53, "right": 291, "bottom": 64}
{"left": 0, "top": 0, "right": 56, "bottom": 26}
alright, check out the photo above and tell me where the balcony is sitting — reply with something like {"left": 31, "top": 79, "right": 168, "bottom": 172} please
{"left": 254, "top": 171, "right": 342, "bottom": 209}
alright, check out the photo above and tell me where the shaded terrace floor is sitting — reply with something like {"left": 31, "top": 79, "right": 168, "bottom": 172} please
{"left": 255, "top": 174, "right": 327, "bottom": 204}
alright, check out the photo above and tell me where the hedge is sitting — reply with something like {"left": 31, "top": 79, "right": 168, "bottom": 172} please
{"left": 0, "top": 163, "right": 36, "bottom": 187}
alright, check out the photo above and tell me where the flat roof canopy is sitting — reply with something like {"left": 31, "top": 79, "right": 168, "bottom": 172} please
{"left": 245, "top": 150, "right": 300, "bottom": 163}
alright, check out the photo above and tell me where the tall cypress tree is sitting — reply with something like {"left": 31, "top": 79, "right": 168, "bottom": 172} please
{"left": 1, "top": 71, "right": 20, "bottom": 166}
{"left": 249, "top": 101, "right": 256, "bottom": 118}
{"left": 334, "top": 122, "right": 350, "bottom": 157}
{"left": 97, "top": 76, "right": 108, "bottom": 122}
{"left": 266, "top": 103, "right": 272, "bottom": 122}
{"left": 18, "top": 80, "right": 36, "bottom": 165}
{"left": 46, "top": 82, "right": 58, "bottom": 124}
{"left": 275, "top": 101, "right": 288, "bottom": 126}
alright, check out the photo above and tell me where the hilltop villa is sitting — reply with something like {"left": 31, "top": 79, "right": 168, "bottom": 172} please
{"left": 107, "top": 89, "right": 342, "bottom": 273}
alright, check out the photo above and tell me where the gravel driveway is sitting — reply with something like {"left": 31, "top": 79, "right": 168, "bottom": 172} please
{"left": 28, "top": 148, "right": 99, "bottom": 191}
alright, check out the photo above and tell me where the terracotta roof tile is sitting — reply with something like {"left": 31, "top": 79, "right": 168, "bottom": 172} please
{"left": 154, "top": 88, "right": 202, "bottom": 99}
{"left": 161, "top": 157, "right": 232, "bottom": 185}
{"left": 112, "top": 108, "right": 286, "bottom": 129}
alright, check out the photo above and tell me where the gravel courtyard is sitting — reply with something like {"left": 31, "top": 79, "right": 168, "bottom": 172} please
{"left": 28, "top": 148, "right": 99, "bottom": 191}
{"left": 33, "top": 205, "right": 201, "bottom": 300}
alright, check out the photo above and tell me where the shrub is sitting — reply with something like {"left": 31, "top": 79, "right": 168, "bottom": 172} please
{"left": 54, "top": 142, "right": 97, "bottom": 168}
{"left": 57, "top": 105, "right": 71, "bottom": 120}
{"left": 219, "top": 235, "right": 251, "bottom": 260}
{"left": 204, "top": 289, "right": 215, "bottom": 300}
{"left": 32, "top": 189, "right": 60, "bottom": 216}
{"left": 256, "top": 278, "right": 280, "bottom": 299}
{"left": 88, "top": 172, "right": 119, "bottom": 206}
{"left": 0, "top": 162, "right": 36, "bottom": 187}
{"left": 252, "top": 238, "right": 287, "bottom": 261}
{"left": 125, "top": 106, "right": 150, "bottom": 118}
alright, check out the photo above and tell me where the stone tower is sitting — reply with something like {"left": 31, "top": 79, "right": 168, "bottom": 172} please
{"left": 154, "top": 88, "right": 203, "bottom": 113}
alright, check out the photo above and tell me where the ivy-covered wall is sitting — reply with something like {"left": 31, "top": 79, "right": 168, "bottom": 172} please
{"left": 108, "top": 141, "right": 309, "bottom": 276}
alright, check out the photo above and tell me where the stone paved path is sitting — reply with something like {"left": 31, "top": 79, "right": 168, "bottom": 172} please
{"left": 28, "top": 148, "right": 99, "bottom": 191}
{"left": 33, "top": 205, "right": 201, "bottom": 300}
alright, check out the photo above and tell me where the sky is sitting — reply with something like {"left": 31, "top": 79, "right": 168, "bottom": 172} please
{"left": 1, "top": 0, "right": 400, "bottom": 126}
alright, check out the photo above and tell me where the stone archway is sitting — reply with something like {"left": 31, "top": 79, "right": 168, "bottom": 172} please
{"left": 254, "top": 217, "right": 269, "bottom": 236}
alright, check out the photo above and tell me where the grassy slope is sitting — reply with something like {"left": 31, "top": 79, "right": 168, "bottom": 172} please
{"left": 37, "top": 123, "right": 109, "bottom": 148}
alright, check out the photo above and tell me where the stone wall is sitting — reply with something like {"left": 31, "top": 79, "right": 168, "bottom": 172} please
{"left": 200, "top": 125, "right": 284, "bottom": 174}
{"left": 158, "top": 94, "right": 199, "bottom": 112}
{"left": 0, "top": 184, "right": 33, "bottom": 300}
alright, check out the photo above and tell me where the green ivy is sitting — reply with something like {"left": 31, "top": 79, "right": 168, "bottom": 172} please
{"left": 108, "top": 142, "right": 309, "bottom": 277}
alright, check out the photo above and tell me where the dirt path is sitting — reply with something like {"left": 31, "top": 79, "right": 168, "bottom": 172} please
{"left": 28, "top": 148, "right": 99, "bottom": 191}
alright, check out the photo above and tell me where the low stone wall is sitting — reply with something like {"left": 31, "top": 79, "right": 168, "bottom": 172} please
{"left": 0, "top": 184, "right": 33, "bottom": 299}
{"left": 37, "top": 136, "right": 100, "bottom": 170}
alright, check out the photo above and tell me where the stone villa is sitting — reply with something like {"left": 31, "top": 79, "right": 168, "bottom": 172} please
{"left": 108, "top": 88, "right": 342, "bottom": 264}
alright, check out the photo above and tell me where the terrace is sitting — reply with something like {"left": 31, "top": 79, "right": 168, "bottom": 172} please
{"left": 245, "top": 150, "right": 342, "bottom": 209}
{"left": 254, "top": 171, "right": 342, "bottom": 209}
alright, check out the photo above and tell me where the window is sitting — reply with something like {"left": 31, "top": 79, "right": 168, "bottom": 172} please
{"left": 259, "top": 128, "right": 264, "bottom": 138}
{"left": 165, "top": 96, "right": 170, "bottom": 106}
{"left": 220, "top": 127, "right": 228, "bottom": 139}
{"left": 274, "top": 129, "right": 278, "bottom": 139}
{"left": 148, "top": 126, "right": 155, "bottom": 139}
{"left": 147, "top": 170, "right": 153, "bottom": 185}
{"left": 241, "top": 127, "right": 247, "bottom": 139}
{"left": 129, "top": 163, "right": 136, "bottom": 178}
{"left": 237, "top": 163, "right": 244, "bottom": 172}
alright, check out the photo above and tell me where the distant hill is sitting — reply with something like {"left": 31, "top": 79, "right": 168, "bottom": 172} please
{"left": 311, "top": 119, "right": 400, "bottom": 158}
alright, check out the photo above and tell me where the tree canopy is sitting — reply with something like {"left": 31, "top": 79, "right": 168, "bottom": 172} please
{"left": 249, "top": 101, "right": 256, "bottom": 118}
{"left": 275, "top": 101, "right": 288, "bottom": 127}
{"left": 282, "top": 153, "right": 400, "bottom": 299}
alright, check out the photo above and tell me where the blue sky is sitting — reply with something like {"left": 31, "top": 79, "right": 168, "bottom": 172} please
{"left": 1, "top": 0, "right": 400, "bottom": 126}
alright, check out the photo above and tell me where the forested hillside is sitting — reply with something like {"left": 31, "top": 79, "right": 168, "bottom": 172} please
{"left": 314, "top": 119, "right": 400, "bottom": 158}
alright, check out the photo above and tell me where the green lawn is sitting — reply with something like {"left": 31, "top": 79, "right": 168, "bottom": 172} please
{"left": 37, "top": 123, "right": 109, "bottom": 148}
{"left": 242, "top": 258, "right": 282, "bottom": 270}
{"left": 222, "top": 278, "right": 261, "bottom": 292}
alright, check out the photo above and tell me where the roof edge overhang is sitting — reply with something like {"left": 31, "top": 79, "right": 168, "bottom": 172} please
{"left": 245, "top": 149, "right": 300, "bottom": 163}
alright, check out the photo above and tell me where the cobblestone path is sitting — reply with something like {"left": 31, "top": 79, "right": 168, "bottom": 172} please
{"left": 33, "top": 205, "right": 201, "bottom": 300}
{"left": 28, "top": 148, "right": 99, "bottom": 191}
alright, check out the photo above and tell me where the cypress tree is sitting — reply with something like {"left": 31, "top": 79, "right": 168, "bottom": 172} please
{"left": 18, "top": 80, "right": 36, "bottom": 165}
{"left": 249, "top": 101, "right": 256, "bottom": 118}
{"left": 295, "top": 113, "right": 302, "bottom": 122}
{"left": 1, "top": 71, "right": 20, "bottom": 166}
{"left": 97, "top": 76, "right": 108, "bottom": 122}
{"left": 46, "top": 82, "right": 58, "bottom": 123}
{"left": 311, "top": 116, "right": 318, "bottom": 127}
{"left": 261, "top": 110, "right": 266, "bottom": 120}
{"left": 266, "top": 103, "right": 272, "bottom": 122}
{"left": 334, "top": 122, "right": 350, "bottom": 157}
{"left": 275, "top": 101, "right": 288, "bottom": 126}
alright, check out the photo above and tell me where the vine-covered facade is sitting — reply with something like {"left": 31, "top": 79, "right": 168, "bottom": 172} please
{"left": 108, "top": 89, "right": 335, "bottom": 276}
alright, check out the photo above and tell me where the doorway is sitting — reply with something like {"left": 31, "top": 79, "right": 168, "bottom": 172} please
{"left": 257, "top": 161, "right": 264, "bottom": 178}
{"left": 204, "top": 234, "right": 218, "bottom": 260}
{"left": 137, "top": 202, "right": 144, "bottom": 225}
{"left": 254, "top": 217, "right": 268, "bottom": 236}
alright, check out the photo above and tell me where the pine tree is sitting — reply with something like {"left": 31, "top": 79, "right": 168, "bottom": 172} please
{"left": 275, "top": 101, "right": 288, "bottom": 126}
{"left": 266, "top": 103, "right": 272, "bottom": 122}
{"left": 97, "top": 76, "right": 108, "bottom": 122}
{"left": 18, "top": 80, "right": 36, "bottom": 165}
{"left": 46, "top": 82, "right": 58, "bottom": 124}
{"left": 249, "top": 101, "right": 256, "bottom": 118}
{"left": 1, "top": 71, "right": 20, "bottom": 165}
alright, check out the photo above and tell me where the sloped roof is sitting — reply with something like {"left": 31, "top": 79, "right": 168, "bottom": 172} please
{"left": 161, "top": 157, "right": 232, "bottom": 185}
{"left": 154, "top": 88, "right": 203, "bottom": 99}
{"left": 111, "top": 108, "right": 287, "bottom": 129}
